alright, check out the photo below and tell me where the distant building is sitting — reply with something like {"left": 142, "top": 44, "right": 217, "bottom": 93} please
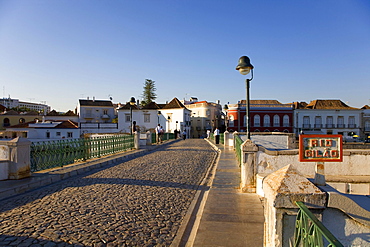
{"left": 0, "top": 97, "right": 50, "bottom": 114}
{"left": 362, "top": 105, "right": 370, "bottom": 139}
{"left": 227, "top": 100, "right": 294, "bottom": 133}
{"left": 78, "top": 98, "right": 116, "bottom": 124}
{"left": 293, "top": 99, "right": 362, "bottom": 138}
{"left": 117, "top": 98, "right": 191, "bottom": 136}
{"left": 3, "top": 119, "right": 79, "bottom": 141}
{"left": 182, "top": 98, "right": 223, "bottom": 138}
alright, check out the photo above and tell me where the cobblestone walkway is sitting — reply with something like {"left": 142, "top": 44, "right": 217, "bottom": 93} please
{"left": 0, "top": 139, "right": 217, "bottom": 247}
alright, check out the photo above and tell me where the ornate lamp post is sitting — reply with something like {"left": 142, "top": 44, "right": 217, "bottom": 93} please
{"left": 130, "top": 97, "right": 135, "bottom": 135}
{"left": 236, "top": 56, "right": 254, "bottom": 139}
{"left": 157, "top": 111, "right": 161, "bottom": 125}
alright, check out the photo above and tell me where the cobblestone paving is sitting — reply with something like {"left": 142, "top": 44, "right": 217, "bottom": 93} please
{"left": 0, "top": 139, "right": 217, "bottom": 247}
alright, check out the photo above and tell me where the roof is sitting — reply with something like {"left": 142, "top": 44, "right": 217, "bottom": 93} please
{"left": 119, "top": 103, "right": 140, "bottom": 110}
{"left": 142, "top": 101, "right": 161, "bottom": 109}
{"left": 79, "top": 99, "right": 113, "bottom": 107}
{"left": 162, "top": 98, "right": 186, "bottom": 109}
{"left": 2, "top": 110, "right": 20, "bottom": 115}
{"left": 7, "top": 120, "right": 79, "bottom": 129}
{"left": 239, "top": 99, "right": 291, "bottom": 108}
{"left": 361, "top": 105, "right": 370, "bottom": 109}
{"left": 304, "top": 100, "right": 359, "bottom": 110}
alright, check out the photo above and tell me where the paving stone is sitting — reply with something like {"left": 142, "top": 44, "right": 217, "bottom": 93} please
{"left": 0, "top": 140, "right": 216, "bottom": 246}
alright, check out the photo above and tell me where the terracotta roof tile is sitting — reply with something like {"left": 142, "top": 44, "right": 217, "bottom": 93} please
{"left": 79, "top": 99, "right": 113, "bottom": 107}
{"left": 162, "top": 98, "right": 186, "bottom": 109}
{"left": 305, "top": 100, "right": 359, "bottom": 109}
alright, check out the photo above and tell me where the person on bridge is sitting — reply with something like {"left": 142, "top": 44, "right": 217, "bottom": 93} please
{"left": 214, "top": 127, "right": 220, "bottom": 144}
{"left": 155, "top": 124, "right": 163, "bottom": 144}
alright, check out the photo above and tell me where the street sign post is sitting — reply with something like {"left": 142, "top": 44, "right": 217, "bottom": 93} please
{"left": 299, "top": 134, "right": 343, "bottom": 185}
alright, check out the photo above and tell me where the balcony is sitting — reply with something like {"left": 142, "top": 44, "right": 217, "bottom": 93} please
{"left": 302, "top": 124, "right": 311, "bottom": 129}
{"left": 325, "top": 124, "right": 335, "bottom": 128}
{"left": 314, "top": 124, "right": 322, "bottom": 128}
{"left": 337, "top": 124, "right": 345, "bottom": 128}
{"left": 348, "top": 124, "right": 357, "bottom": 128}
{"left": 101, "top": 114, "right": 110, "bottom": 120}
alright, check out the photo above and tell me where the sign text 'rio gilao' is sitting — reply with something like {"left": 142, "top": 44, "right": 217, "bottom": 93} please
{"left": 299, "top": 135, "right": 343, "bottom": 162}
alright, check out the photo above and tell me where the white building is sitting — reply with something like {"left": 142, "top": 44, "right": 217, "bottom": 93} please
{"left": 117, "top": 98, "right": 191, "bottom": 136}
{"left": 3, "top": 119, "right": 80, "bottom": 141}
{"left": 0, "top": 97, "right": 50, "bottom": 114}
{"left": 182, "top": 98, "right": 223, "bottom": 138}
{"left": 362, "top": 105, "right": 370, "bottom": 139}
{"left": 294, "top": 99, "right": 362, "bottom": 139}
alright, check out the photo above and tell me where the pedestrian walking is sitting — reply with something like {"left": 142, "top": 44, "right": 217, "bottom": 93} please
{"left": 155, "top": 124, "right": 162, "bottom": 144}
{"left": 182, "top": 130, "right": 187, "bottom": 140}
{"left": 207, "top": 129, "right": 211, "bottom": 138}
{"left": 174, "top": 129, "right": 178, "bottom": 139}
{"left": 214, "top": 127, "right": 220, "bottom": 144}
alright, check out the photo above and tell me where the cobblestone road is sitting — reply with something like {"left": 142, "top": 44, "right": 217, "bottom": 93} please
{"left": 0, "top": 139, "right": 217, "bottom": 247}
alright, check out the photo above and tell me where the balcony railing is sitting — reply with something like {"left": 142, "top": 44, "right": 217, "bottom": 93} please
{"left": 337, "top": 124, "right": 345, "bottom": 128}
{"left": 294, "top": 201, "right": 343, "bottom": 247}
{"left": 325, "top": 124, "right": 335, "bottom": 128}
{"left": 302, "top": 124, "right": 311, "bottom": 129}
{"left": 348, "top": 124, "right": 357, "bottom": 128}
{"left": 314, "top": 124, "right": 323, "bottom": 128}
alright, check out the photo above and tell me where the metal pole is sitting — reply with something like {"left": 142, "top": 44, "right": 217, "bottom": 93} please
{"left": 130, "top": 106, "right": 133, "bottom": 135}
{"left": 246, "top": 78, "right": 250, "bottom": 139}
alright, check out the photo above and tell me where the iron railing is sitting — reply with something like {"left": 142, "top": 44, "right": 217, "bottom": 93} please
{"left": 294, "top": 201, "right": 343, "bottom": 247}
{"left": 30, "top": 134, "right": 134, "bottom": 172}
{"left": 151, "top": 133, "right": 175, "bottom": 143}
{"left": 234, "top": 134, "right": 243, "bottom": 166}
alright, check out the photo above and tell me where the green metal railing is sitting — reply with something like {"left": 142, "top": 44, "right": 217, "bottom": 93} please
{"left": 151, "top": 132, "right": 175, "bottom": 143}
{"left": 294, "top": 201, "right": 343, "bottom": 247}
{"left": 30, "top": 134, "right": 134, "bottom": 172}
{"left": 234, "top": 134, "right": 243, "bottom": 166}
{"left": 209, "top": 133, "right": 224, "bottom": 144}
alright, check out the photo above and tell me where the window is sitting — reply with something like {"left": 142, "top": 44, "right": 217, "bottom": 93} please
{"left": 273, "top": 115, "right": 280, "bottom": 127}
{"left": 303, "top": 116, "right": 310, "bottom": 128}
{"left": 263, "top": 115, "right": 270, "bottom": 127}
{"left": 19, "top": 118, "right": 25, "bottom": 123}
{"left": 348, "top": 116, "right": 356, "bottom": 128}
{"left": 56, "top": 132, "right": 61, "bottom": 136}
{"left": 337, "top": 116, "right": 344, "bottom": 128}
{"left": 229, "top": 115, "right": 234, "bottom": 127}
{"left": 326, "top": 116, "right": 334, "bottom": 128}
{"left": 3, "top": 118, "right": 10, "bottom": 127}
{"left": 254, "top": 115, "right": 260, "bottom": 127}
{"left": 125, "top": 114, "right": 131, "bottom": 122}
{"left": 67, "top": 132, "right": 73, "bottom": 138}
{"left": 144, "top": 114, "right": 150, "bottom": 123}
{"left": 46, "top": 132, "right": 50, "bottom": 138}
{"left": 103, "top": 110, "right": 108, "bottom": 115}
{"left": 314, "top": 116, "right": 322, "bottom": 128}
{"left": 283, "top": 115, "right": 289, "bottom": 127}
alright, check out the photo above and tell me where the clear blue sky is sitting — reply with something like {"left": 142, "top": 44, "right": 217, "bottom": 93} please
{"left": 1, "top": 0, "right": 369, "bottom": 112}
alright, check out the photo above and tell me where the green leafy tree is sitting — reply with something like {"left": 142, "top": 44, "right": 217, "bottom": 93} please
{"left": 141, "top": 79, "right": 157, "bottom": 106}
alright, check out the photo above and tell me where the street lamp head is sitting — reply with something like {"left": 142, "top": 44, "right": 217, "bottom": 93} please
{"left": 130, "top": 97, "right": 136, "bottom": 105}
{"left": 236, "top": 56, "right": 254, "bottom": 75}
{"left": 158, "top": 111, "right": 161, "bottom": 116}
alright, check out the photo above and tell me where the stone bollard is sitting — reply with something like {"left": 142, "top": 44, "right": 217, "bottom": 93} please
{"left": 223, "top": 131, "right": 229, "bottom": 147}
{"left": 134, "top": 131, "right": 140, "bottom": 149}
{"left": 262, "top": 165, "right": 326, "bottom": 247}
{"left": 5, "top": 137, "right": 32, "bottom": 180}
{"left": 240, "top": 139, "right": 259, "bottom": 193}
{"left": 146, "top": 131, "right": 152, "bottom": 145}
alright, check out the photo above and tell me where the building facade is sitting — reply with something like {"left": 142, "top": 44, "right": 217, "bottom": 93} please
{"left": 117, "top": 98, "right": 192, "bottom": 136}
{"left": 0, "top": 97, "right": 50, "bottom": 114}
{"left": 183, "top": 98, "right": 223, "bottom": 138}
{"left": 227, "top": 100, "right": 294, "bottom": 133}
{"left": 293, "top": 100, "right": 362, "bottom": 139}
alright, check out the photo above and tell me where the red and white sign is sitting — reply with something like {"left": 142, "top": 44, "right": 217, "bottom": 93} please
{"left": 299, "top": 134, "right": 343, "bottom": 162}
